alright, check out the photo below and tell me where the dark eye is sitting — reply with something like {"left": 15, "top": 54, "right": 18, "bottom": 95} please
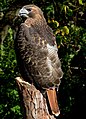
{"left": 27, "top": 8, "right": 31, "bottom": 12}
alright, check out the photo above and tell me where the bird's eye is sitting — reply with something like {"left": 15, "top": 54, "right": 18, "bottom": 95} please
{"left": 27, "top": 8, "right": 31, "bottom": 12}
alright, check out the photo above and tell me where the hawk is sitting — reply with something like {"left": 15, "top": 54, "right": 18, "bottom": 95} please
{"left": 15, "top": 5, "right": 63, "bottom": 116}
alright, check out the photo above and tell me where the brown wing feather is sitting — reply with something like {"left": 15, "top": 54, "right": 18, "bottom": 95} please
{"left": 46, "top": 43, "right": 63, "bottom": 85}
{"left": 15, "top": 23, "right": 63, "bottom": 89}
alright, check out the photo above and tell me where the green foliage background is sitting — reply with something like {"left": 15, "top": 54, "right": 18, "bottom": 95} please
{"left": 0, "top": 0, "right": 86, "bottom": 119}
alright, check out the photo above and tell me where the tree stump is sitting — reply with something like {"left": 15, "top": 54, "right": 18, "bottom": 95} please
{"left": 15, "top": 77, "right": 56, "bottom": 119}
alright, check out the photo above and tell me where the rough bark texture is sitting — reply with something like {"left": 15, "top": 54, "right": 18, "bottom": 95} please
{"left": 16, "top": 77, "right": 56, "bottom": 119}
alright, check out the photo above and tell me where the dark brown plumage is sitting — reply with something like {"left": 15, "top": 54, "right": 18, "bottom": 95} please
{"left": 15, "top": 5, "right": 63, "bottom": 116}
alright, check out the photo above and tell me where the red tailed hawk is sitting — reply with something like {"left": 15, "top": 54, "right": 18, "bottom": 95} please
{"left": 15, "top": 5, "right": 63, "bottom": 116}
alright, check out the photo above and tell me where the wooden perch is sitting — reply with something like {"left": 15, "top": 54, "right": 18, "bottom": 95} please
{"left": 15, "top": 77, "right": 56, "bottom": 119}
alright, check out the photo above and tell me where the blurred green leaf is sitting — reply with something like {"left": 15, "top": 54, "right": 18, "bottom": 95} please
{"left": 61, "top": 26, "right": 69, "bottom": 35}
{"left": 78, "top": 0, "right": 83, "bottom": 5}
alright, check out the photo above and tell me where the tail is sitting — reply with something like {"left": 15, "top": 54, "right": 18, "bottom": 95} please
{"left": 46, "top": 88, "right": 60, "bottom": 116}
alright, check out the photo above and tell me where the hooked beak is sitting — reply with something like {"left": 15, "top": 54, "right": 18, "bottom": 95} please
{"left": 19, "top": 8, "right": 29, "bottom": 18}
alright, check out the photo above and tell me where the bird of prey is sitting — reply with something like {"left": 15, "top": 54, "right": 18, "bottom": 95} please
{"left": 15, "top": 5, "right": 63, "bottom": 116}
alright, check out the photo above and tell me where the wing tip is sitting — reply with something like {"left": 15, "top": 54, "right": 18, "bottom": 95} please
{"left": 52, "top": 110, "right": 60, "bottom": 117}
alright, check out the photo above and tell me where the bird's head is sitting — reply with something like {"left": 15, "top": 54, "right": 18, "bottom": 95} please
{"left": 19, "top": 5, "right": 44, "bottom": 20}
{"left": 18, "top": 5, "right": 47, "bottom": 28}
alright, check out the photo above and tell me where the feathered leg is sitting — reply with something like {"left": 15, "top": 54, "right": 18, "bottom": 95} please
{"left": 46, "top": 88, "right": 60, "bottom": 116}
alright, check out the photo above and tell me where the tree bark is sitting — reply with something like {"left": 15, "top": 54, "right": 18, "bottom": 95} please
{"left": 16, "top": 77, "right": 56, "bottom": 119}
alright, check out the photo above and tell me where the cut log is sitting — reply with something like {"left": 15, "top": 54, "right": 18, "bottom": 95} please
{"left": 15, "top": 77, "right": 56, "bottom": 119}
